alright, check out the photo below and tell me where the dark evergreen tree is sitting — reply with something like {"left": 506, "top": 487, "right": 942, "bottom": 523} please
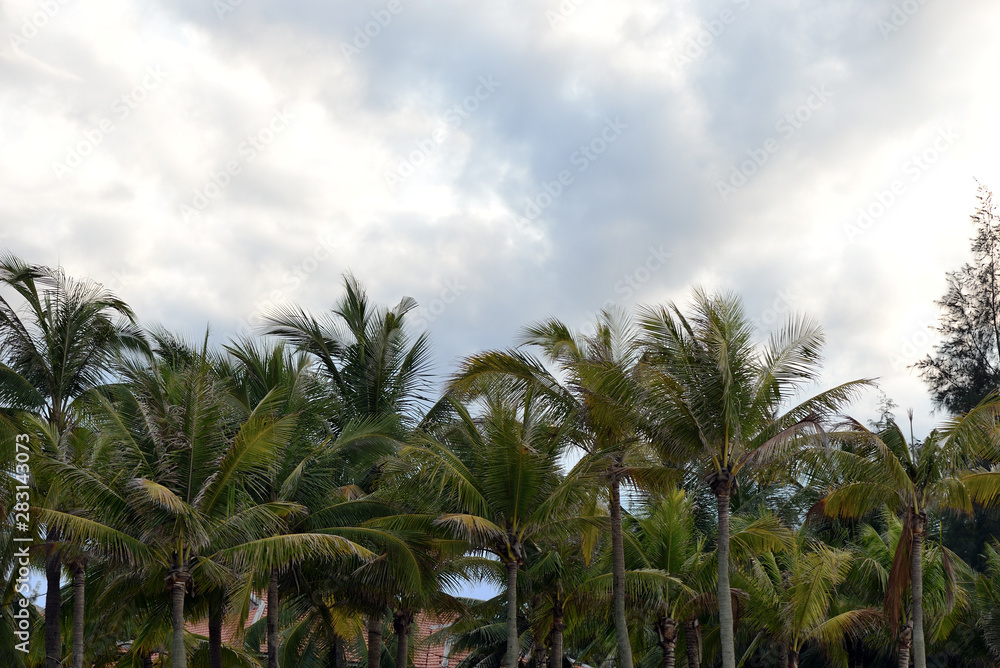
{"left": 917, "top": 184, "right": 1000, "bottom": 414}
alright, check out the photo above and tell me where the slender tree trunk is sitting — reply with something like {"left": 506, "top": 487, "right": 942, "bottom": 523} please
{"left": 506, "top": 560, "right": 520, "bottom": 668}
{"left": 269, "top": 567, "right": 280, "bottom": 668}
{"left": 852, "top": 639, "right": 865, "bottom": 668}
{"left": 171, "top": 574, "right": 189, "bottom": 668}
{"left": 45, "top": 535, "right": 62, "bottom": 668}
{"left": 788, "top": 649, "right": 799, "bottom": 668}
{"left": 897, "top": 621, "right": 913, "bottom": 668}
{"left": 326, "top": 638, "right": 340, "bottom": 668}
{"left": 368, "top": 615, "right": 383, "bottom": 668}
{"left": 209, "top": 595, "right": 223, "bottom": 668}
{"left": 778, "top": 643, "right": 788, "bottom": 668}
{"left": 534, "top": 645, "right": 545, "bottom": 668}
{"left": 142, "top": 653, "right": 154, "bottom": 668}
{"left": 714, "top": 485, "right": 736, "bottom": 668}
{"left": 656, "top": 617, "right": 678, "bottom": 668}
{"left": 335, "top": 634, "right": 346, "bottom": 668}
{"left": 911, "top": 530, "right": 926, "bottom": 668}
{"left": 71, "top": 561, "right": 86, "bottom": 668}
{"left": 683, "top": 620, "right": 700, "bottom": 668}
{"left": 609, "top": 477, "right": 635, "bottom": 668}
{"left": 393, "top": 610, "right": 412, "bottom": 668}
{"left": 551, "top": 597, "right": 564, "bottom": 668}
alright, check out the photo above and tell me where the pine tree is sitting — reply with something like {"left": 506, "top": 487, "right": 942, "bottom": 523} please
{"left": 916, "top": 184, "right": 1000, "bottom": 414}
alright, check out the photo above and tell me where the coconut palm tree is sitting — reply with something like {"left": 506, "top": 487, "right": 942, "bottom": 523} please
{"left": 262, "top": 273, "right": 432, "bottom": 438}
{"left": 385, "top": 380, "right": 585, "bottom": 668}
{"left": 638, "top": 289, "right": 870, "bottom": 668}
{"left": 37, "top": 336, "right": 374, "bottom": 668}
{"left": 621, "top": 489, "right": 706, "bottom": 668}
{"left": 219, "top": 336, "right": 343, "bottom": 668}
{"left": 818, "top": 400, "right": 1000, "bottom": 668}
{"left": 522, "top": 522, "right": 604, "bottom": 668}
{"left": 0, "top": 253, "right": 147, "bottom": 668}
{"left": 449, "top": 308, "right": 665, "bottom": 668}
{"left": 973, "top": 541, "right": 1000, "bottom": 661}
{"left": 740, "top": 529, "right": 879, "bottom": 667}
{"left": 264, "top": 274, "right": 434, "bottom": 666}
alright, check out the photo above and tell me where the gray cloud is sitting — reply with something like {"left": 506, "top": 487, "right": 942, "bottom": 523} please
{"left": 2, "top": 0, "right": 998, "bottom": 439}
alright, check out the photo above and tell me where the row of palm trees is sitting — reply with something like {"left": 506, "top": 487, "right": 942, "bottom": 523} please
{"left": 3, "top": 252, "right": 1000, "bottom": 668}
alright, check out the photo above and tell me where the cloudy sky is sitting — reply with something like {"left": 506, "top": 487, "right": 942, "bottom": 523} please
{"left": 2, "top": 0, "right": 999, "bottom": 438}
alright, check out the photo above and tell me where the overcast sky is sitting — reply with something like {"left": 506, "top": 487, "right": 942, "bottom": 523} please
{"left": 3, "top": 0, "right": 999, "bottom": 441}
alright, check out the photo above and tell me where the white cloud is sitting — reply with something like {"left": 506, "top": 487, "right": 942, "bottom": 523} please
{"left": 2, "top": 0, "right": 999, "bottom": 437}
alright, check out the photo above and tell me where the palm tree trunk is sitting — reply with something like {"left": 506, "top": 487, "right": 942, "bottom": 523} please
{"left": 609, "top": 477, "right": 635, "bottom": 668}
{"left": 334, "top": 634, "right": 346, "bottom": 668}
{"left": 897, "top": 621, "right": 913, "bottom": 668}
{"left": 851, "top": 639, "right": 865, "bottom": 668}
{"left": 551, "top": 597, "right": 564, "bottom": 668}
{"left": 368, "top": 615, "right": 383, "bottom": 668}
{"left": 171, "top": 574, "right": 189, "bottom": 668}
{"left": 788, "top": 649, "right": 799, "bottom": 668}
{"left": 393, "top": 610, "right": 412, "bottom": 668}
{"left": 662, "top": 642, "right": 676, "bottom": 668}
{"left": 142, "top": 653, "right": 154, "bottom": 668}
{"left": 778, "top": 643, "right": 788, "bottom": 668}
{"left": 269, "top": 567, "right": 280, "bottom": 668}
{"left": 71, "top": 561, "right": 86, "bottom": 668}
{"left": 911, "top": 531, "right": 925, "bottom": 668}
{"left": 714, "top": 486, "right": 736, "bottom": 668}
{"left": 209, "top": 596, "right": 223, "bottom": 668}
{"left": 683, "top": 620, "right": 700, "bottom": 668}
{"left": 657, "top": 617, "right": 678, "bottom": 668}
{"left": 534, "top": 645, "right": 545, "bottom": 668}
{"left": 506, "top": 560, "right": 520, "bottom": 668}
{"left": 45, "top": 536, "right": 62, "bottom": 668}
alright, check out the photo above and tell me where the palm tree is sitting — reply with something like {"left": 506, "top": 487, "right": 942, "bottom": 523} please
{"left": 0, "top": 253, "right": 146, "bottom": 668}
{"left": 262, "top": 273, "right": 432, "bottom": 438}
{"left": 450, "top": 308, "right": 664, "bottom": 668}
{"left": 740, "top": 529, "right": 879, "bottom": 667}
{"left": 621, "top": 488, "right": 705, "bottom": 668}
{"left": 386, "top": 381, "right": 582, "bottom": 668}
{"left": 845, "top": 513, "right": 972, "bottom": 668}
{"left": 818, "top": 400, "right": 1000, "bottom": 668}
{"left": 38, "top": 336, "right": 373, "bottom": 668}
{"left": 264, "top": 274, "right": 434, "bottom": 667}
{"left": 219, "top": 336, "right": 337, "bottom": 668}
{"left": 522, "top": 527, "right": 602, "bottom": 668}
{"left": 638, "top": 289, "right": 869, "bottom": 668}
{"left": 973, "top": 541, "right": 1000, "bottom": 661}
